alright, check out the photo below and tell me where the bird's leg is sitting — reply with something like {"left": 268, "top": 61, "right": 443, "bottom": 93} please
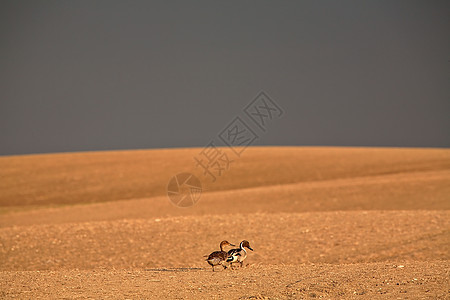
{"left": 240, "top": 261, "right": 243, "bottom": 268}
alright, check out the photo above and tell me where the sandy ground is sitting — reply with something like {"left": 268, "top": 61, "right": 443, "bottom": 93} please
{"left": 0, "top": 147, "right": 449, "bottom": 299}
{"left": 1, "top": 263, "right": 449, "bottom": 299}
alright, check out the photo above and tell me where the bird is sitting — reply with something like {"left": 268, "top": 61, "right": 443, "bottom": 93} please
{"left": 227, "top": 240, "right": 253, "bottom": 268}
{"left": 205, "top": 240, "right": 235, "bottom": 271}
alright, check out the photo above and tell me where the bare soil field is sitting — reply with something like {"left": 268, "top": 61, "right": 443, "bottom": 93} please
{"left": 0, "top": 147, "right": 449, "bottom": 299}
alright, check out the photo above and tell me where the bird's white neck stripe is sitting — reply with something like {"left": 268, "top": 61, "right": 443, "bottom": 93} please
{"left": 240, "top": 241, "right": 247, "bottom": 254}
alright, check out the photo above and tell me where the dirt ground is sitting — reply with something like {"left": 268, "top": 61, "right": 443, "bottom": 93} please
{"left": 0, "top": 147, "right": 449, "bottom": 299}
{"left": 1, "top": 263, "right": 449, "bottom": 299}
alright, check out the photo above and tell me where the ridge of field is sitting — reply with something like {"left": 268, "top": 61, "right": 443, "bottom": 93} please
{"left": 1, "top": 169, "right": 449, "bottom": 227}
{"left": 1, "top": 211, "right": 448, "bottom": 271}
{"left": 1, "top": 147, "right": 449, "bottom": 207}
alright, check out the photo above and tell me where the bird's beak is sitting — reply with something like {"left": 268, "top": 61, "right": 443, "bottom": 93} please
{"left": 229, "top": 243, "right": 236, "bottom": 247}
{"left": 248, "top": 247, "right": 254, "bottom": 251}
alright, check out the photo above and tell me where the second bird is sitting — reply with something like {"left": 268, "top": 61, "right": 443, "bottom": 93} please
{"left": 227, "top": 240, "right": 253, "bottom": 268}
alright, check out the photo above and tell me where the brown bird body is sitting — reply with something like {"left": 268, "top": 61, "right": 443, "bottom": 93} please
{"left": 206, "top": 240, "right": 235, "bottom": 271}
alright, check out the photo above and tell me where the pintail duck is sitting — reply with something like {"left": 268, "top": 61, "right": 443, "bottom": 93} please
{"left": 205, "top": 240, "right": 235, "bottom": 271}
{"left": 227, "top": 240, "right": 253, "bottom": 268}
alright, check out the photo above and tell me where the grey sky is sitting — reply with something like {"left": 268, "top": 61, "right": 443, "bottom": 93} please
{"left": 1, "top": 1, "right": 449, "bottom": 155}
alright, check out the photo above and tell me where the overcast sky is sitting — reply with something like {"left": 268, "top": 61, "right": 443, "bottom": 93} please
{"left": 1, "top": 1, "right": 449, "bottom": 155}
